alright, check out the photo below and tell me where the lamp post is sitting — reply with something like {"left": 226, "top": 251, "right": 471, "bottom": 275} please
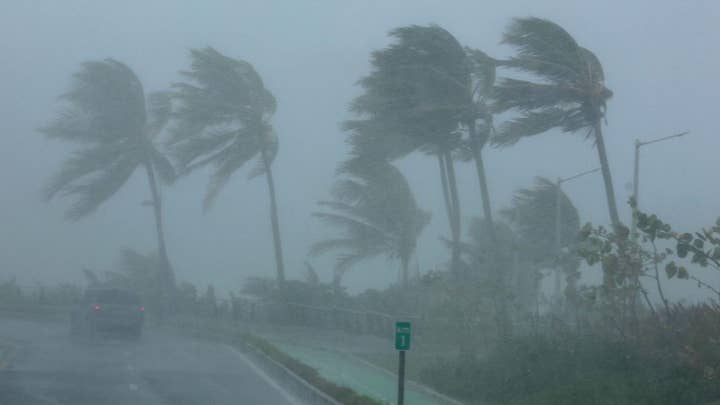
{"left": 631, "top": 132, "right": 689, "bottom": 240}
{"left": 553, "top": 168, "right": 600, "bottom": 304}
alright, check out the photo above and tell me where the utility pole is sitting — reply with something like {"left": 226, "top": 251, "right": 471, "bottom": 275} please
{"left": 631, "top": 132, "right": 689, "bottom": 241}
{"left": 553, "top": 168, "right": 600, "bottom": 305}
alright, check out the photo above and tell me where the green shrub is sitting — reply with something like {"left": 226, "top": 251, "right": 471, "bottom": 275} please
{"left": 419, "top": 333, "right": 720, "bottom": 404}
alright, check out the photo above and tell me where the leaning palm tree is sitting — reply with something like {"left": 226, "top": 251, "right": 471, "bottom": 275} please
{"left": 501, "top": 177, "right": 582, "bottom": 304}
{"left": 492, "top": 17, "right": 619, "bottom": 228}
{"left": 169, "top": 47, "right": 286, "bottom": 283}
{"left": 344, "top": 25, "right": 473, "bottom": 276}
{"left": 40, "top": 59, "right": 176, "bottom": 288}
{"left": 310, "top": 157, "right": 430, "bottom": 287}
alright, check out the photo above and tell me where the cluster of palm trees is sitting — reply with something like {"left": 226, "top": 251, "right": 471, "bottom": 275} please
{"left": 314, "top": 18, "right": 617, "bottom": 301}
{"left": 41, "top": 18, "right": 619, "bottom": 315}
{"left": 41, "top": 48, "right": 286, "bottom": 294}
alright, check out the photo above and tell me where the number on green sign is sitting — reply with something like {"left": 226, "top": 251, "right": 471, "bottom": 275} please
{"left": 395, "top": 321, "right": 411, "bottom": 350}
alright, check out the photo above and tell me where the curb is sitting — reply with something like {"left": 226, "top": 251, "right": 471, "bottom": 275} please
{"left": 232, "top": 339, "right": 343, "bottom": 405}
{"left": 265, "top": 338, "right": 463, "bottom": 405}
{"left": 346, "top": 353, "right": 464, "bottom": 405}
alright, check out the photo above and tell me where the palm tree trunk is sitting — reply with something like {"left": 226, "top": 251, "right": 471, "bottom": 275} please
{"left": 469, "top": 124, "right": 496, "bottom": 230}
{"left": 438, "top": 154, "right": 455, "bottom": 230}
{"left": 443, "top": 152, "right": 462, "bottom": 277}
{"left": 594, "top": 123, "right": 621, "bottom": 228}
{"left": 438, "top": 154, "right": 460, "bottom": 276}
{"left": 261, "top": 148, "right": 286, "bottom": 283}
{"left": 144, "top": 163, "right": 175, "bottom": 288}
{"left": 400, "top": 255, "right": 410, "bottom": 288}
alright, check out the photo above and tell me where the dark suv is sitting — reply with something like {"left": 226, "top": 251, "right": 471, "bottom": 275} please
{"left": 71, "top": 288, "right": 144, "bottom": 339}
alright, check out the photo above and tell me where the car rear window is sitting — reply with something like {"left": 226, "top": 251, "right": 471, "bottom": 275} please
{"left": 85, "top": 289, "right": 140, "bottom": 304}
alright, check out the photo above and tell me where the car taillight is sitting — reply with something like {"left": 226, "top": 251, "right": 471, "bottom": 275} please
{"left": 92, "top": 304, "right": 101, "bottom": 311}
{"left": 139, "top": 306, "right": 145, "bottom": 312}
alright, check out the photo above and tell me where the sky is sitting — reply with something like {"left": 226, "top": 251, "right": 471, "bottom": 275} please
{"left": 1, "top": 1, "right": 719, "bottom": 300}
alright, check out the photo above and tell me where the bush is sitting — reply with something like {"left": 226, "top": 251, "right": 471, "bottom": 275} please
{"left": 419, "top": 333, "right": 720, "bottom": 404}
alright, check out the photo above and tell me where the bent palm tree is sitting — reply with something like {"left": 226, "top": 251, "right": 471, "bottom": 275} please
{"left": 344, "top": 25, "right": 471, "bottom": 276}
{"left": 40, "top": 59, "right": 176, "bottom": 288}
{"left": 493, "top": 17, "right": 619, "bottom": 228}
{"left": 310, "top": 157, "right": 430, "bottom": 287}
{"left": 169, "top": 47, "right": 286, "bottom": 282}
{"left": 501, "top": 177, "right": 582, "bottom": 304}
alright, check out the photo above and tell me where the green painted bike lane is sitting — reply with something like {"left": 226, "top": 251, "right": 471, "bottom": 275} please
{"left": 268, "top": 340, "right": 448, "bottom": 405}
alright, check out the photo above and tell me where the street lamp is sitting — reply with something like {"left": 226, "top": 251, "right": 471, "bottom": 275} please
{"left": 631, "top": 132, "right": 690, "bottom": 240}
{"left": 553, "top": 168, "right": 601, "bottom": 302}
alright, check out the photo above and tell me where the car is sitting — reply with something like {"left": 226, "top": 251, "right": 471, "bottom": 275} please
{"left": 71, "top": 287, "right": 145, "bottom": 339}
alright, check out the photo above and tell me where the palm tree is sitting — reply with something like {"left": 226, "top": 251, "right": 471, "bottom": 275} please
{"left": 310, "top": 157, "right": 430, "bottom": 287}
{"left": 169, "top": 47, "right": 286, "bottom": 283}
{"left": 344, "top": 25, "right": 475, "bottom": 276}
{"left": 40, "top": 59, "right": 176, "bottom": 288}
{"left": 501, "top": 177, "right": 582, "bottom": 304}
{"left": 492, "top": 17, "right": 618, "bottom": 227}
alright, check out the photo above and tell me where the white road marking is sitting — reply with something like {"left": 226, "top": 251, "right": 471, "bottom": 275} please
{"left": 226, "top": 346, "right": 302, "bottom": 405}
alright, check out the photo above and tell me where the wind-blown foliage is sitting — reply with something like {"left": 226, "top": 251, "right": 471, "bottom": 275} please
{"left": 40, "top": 60, "right": 174, "bottom": 218}
{"left": 40, "top": 59, "right": 176, "bottom": 286}
{"left": 169, "top": 47, "right": 286, "bottom": 282}
{"left": 344, "top": 25, "right": 475, "bottom": 279}
{"left": 310, "top": 157, "right": 430, "bottom": 286}
{"left": 501, "top": 177, "right": 580, "bottom": 265}
{"left": 492, "top": 17, "right": 620, "bottom": 227}
{"left": 502, "top": 177, "right": 582, "bottom": 307}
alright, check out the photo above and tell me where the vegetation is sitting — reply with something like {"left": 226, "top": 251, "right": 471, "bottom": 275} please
{"left": 310, "top": 156, "right": 430, "bottom": 287}
{"left": 239, "top": 333, "right": 384, "bottom": 405}
{"left": 492, "top": 17, "right": 619, "bottom": 228}
{"left": 40, "top": 59, "right": 176, "bottom": 289}
{"left": 169, "top": 47, "right": 287, "bottom": 283}
{"left": 30, "top": 14, "right": 716, "bottom": 405}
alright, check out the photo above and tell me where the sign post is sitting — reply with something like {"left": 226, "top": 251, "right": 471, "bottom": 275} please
{"left": 395, "top": 321, "right": 411, "bottom": 405}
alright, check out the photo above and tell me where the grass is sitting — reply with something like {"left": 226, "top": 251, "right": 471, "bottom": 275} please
{"left": 238, "top": 333, "right": 386, "bottom": 405}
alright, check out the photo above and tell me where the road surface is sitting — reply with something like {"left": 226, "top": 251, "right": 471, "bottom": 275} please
{"left": 0, "top": 318, "right": 303, "bottom": 405}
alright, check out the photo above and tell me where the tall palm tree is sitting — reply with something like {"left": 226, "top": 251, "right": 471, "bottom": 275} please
{"left": 492, "top": 17, "right": 618, "bottom": 227}
{"left": 310, "top": 157, "right": 430, "bottom": 287}
{"left": 40, "top": 59, "right": 176, "bottom": 288}
{"left": 501, "top": 177, "right": 582, "bottom": 303}
{"left": 344, "top": 25, "right": 473, "bottom": 276}
{"left": 169, "top": 47, "right": 286, "bottom": 283}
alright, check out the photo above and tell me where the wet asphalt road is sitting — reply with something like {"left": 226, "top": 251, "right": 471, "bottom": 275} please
{"left": 0, "top": 319, "right": 302, "bottom": 405}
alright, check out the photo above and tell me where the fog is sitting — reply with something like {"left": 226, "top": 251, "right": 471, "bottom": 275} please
{"left": 1, "top": 0, "right": 719, "bottom": 299}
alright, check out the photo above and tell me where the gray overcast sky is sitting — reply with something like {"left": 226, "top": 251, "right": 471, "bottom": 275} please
{"left": 1, "top": 1, "right": 719, "bottom": 298}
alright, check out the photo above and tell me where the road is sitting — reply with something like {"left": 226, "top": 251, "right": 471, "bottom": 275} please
{"left": 0, "top": 318, "right": 303, "bottom": 405}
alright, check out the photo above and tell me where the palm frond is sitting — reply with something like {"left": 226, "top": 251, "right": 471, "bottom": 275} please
{"left": 62, "top": 59, "right": 147, "bottom": 139}
{"left": 465, "top": 47, "right": 497, "bottom": 97}
{"left": 170, "top": 47, "right": 278, "bottom": 205}
{"left": 63, "top": 155, "right": 140, "bottom": 220}
{"left": 501, "top": 17, "right": 584, "bottom": 84}
{"left": 146, "top": 91, "right": 172, "bottom": 136}
{"left": 500, "top": 176, "right": 580, "bottom": 264}
{"left": 492, "top": 108, "right": 568, "bottom": 146}
{"left": 247, "top": 128, "right": 278, "bottom": 180}
{"left": 44, "top": 141, "right": 138, "bottom": 200}
{"left": 202, "top": 132, "right": 264, "bottom": 210}
{"left": 492, "top": 78, "right": 578, "bottom": 113}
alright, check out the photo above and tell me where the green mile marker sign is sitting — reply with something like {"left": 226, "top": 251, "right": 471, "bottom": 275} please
{"left": 395, "top": 321, "right": 411, "bottom": 351}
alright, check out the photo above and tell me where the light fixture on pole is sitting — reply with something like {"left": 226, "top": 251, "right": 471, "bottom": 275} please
{"left": 631, "top": 131, "right": 690, "bottom": 240}
{"left": 553, "top": 168, "right": 600, "bottom": 304}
